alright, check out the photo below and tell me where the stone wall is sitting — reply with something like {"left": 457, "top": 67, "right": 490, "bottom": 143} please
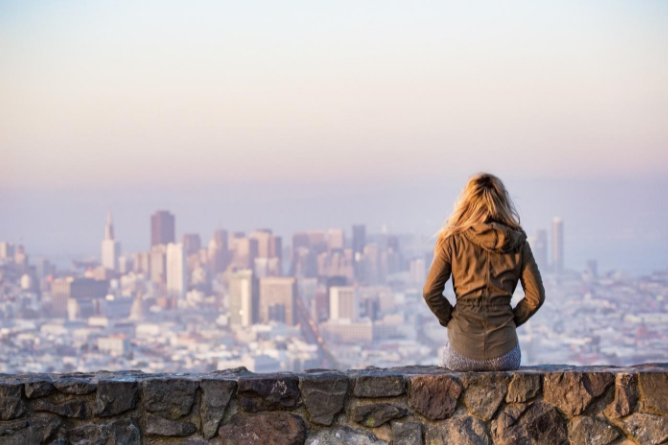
{"left": 1, "top": 364, "right": 668, "bottom": 445}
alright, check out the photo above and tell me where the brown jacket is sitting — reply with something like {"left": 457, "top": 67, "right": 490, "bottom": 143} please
{"left": 423, "top": 222, "right": 545, "bottom": 361}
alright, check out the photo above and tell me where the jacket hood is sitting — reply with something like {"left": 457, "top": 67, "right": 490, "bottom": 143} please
{"left": 463, "top": 222, "right": 527, "bottom": 253}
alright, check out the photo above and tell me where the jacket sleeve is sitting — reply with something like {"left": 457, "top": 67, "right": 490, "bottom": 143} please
{"left": 423, "top": 240, "right": 454, "bottom": 327}
{"left": 513, "top": 240, "right": 546, "bottom": 327}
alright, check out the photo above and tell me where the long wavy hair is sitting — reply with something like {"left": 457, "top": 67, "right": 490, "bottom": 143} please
{"left": 435, "top": 173, "right": 523, "bottom": 252}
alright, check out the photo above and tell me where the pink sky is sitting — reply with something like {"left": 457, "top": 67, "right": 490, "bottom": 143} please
{"left": 1, "top": 0, "right": 667, "bottom": 190}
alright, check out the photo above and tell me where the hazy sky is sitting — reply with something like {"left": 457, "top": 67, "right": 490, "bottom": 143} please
{"left": 1, "top": 1, "right": 668, "bottom": 274}
{"left": 1, "top": 0, "right": 667, "bottom": 190}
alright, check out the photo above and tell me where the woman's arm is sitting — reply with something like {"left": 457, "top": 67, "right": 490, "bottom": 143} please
{"left": 513, "top": 240, "right": 546, "bottom": 327}
{"left": 423, "top": 240, "right": 454, "bottom": 327}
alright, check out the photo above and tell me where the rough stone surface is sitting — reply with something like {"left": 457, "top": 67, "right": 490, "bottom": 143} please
{"left": 145, "top": 412, "right": 198, "bottom": 437}
{"left": 491, "top": 401, "right": 568, "bottom": 445}
{"left": 638, "top": 372, "right": 668, "bottom": 416}
{"left": 619, "top": 412, "right": 668, "bottom": 445}
{"left": 0, "top": 366, "right": 667, "bottom": 444}
{"left": 353, "top": 374, "right": 405, "bottom": 398}
{"left": 24, "top": 380, "right": 54, "bottom": 399}
{"left": 306, "top": 426, "right": 389, "bottom": 445}
{"left": 392, "top": 421, "right": 423, "bottom": 445}
{"left": 426, "top": 416, "right": 491, "bottom": 445}
{"left": 300, "top": 372, "right": 349, "bottom": 426}
{"left": 605, "top": 372, "right": 638, "bottom": 419}
{"left": 218, "top": 412, "right": 306, "bottom": 445}
{"left": 506, "top": 373, "right": 541, "bottom": 403}
{"left": 68, "top": 418, "right": 140, "bottom": 445}
{"left": 33, "top": 399, "right": 91, "bottom": 419}
{"left": 0, "top": 416, "right": 61, "bottom": 445}
{"left": 544, "top": 372, "right": 614, "bottom": 417}
{"left": 352, "top": 403, "right": 407, "bottom": 427}
{"left": 0, "top": 382, "right": 27, "bottom": 420}
{"left": 200, "top": 378, "right": 236, "bottom": 439}
{"left": 141, "top": 377, "right": 199, "bottom": 419}
{"left": 237, "top": 373, "right": 301, "bottom": 412}
{"left": 93, "top": 378, "right": 139, "bottom": 417}
{"left": 409, "top": 374, "right": 462, "bottom": 420}
{"left": 53, "top": 376, "right": 96, "bottom": 395}
{"left": 568, "top": 416, "right": 619, "bottom": 445}
{"left": 462, "top": 374, "right": 511, "bottom": 421}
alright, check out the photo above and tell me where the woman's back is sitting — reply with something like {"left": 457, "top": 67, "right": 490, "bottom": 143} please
{"left": 429, "top": 222, "right": 544, "bottom": 361}
{"left": 423, "top": 173, "right": 545, "bottom": 370}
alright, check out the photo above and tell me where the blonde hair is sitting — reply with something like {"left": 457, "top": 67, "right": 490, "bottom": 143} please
{"left": 435, "top": 173, "right": 523, "bottom": 252}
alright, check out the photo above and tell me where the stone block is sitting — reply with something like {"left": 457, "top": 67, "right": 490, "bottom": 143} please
{"left": 200, "top": 378, "right": 236, "bottom": 439}
{"left": 353, "top": 374, "right": 405, "bottom": 398}
{"left": 409, "top": 374, "right": 462, "bottom": 420}
{"left": 237, "top": 373, "right": 301, "bottom": 412}
{"left": 352, "top": 403, "right": 407, "bottom": 427}
{"left": 300, "top": 372, "right": 349, "bottom": 426}
{"left": 544, "top": 372, "right": 614, "bottom": 417}
{"left": 141, "top": 377, "right": 199, "bottom": 420}
{"left": 218, "top": 412, "right": 306, "bottom": 445}
{"left": 462, "top": 373, "right": 511, "bottom": 421}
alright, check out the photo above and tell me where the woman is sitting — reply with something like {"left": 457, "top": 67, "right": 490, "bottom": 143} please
{"left": 423, "top": 173, "right": 545, "bottom": 371}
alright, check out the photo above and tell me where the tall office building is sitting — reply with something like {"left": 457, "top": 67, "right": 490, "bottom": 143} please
{"left": 0, "top": 242, "right": 15, "bottom": 261}
{"left": 101, "top": 211, "right": 121, "bottom": 271}
{"left": 352, "top": 225, "right": 366, "bottom": 256}
{"left": 328, "top": 229, "right": 345, "bottom": 251}
{"left": 531, "top": 229, "right": 549, "bottom": 272}
{"left": 259, "top": 277, "right": 297, "bottom": 325}
{"left": 209, "top": 229, "right": 229, "bottom": 274}
{"left": 51, "top": 277, "right": 108, "bottom": 318}
{"left": 352, "top": 225, "right": 366, "bottom": 281}
{"left": 229, "top": 269, "right": 258, "bottom": 327}
{"left": 551, "top": 217, "right": 564, "bottom": 275}
{"left": 182, "top": 234, "right": 202, "bottom": 256}
{"left": 409, "top": 258, "right": 426, "bottom": 284}
{"left": 291, "top": 232, "right": 310, "bottom": 260}
{"left": 250, "top": 230, "right": 282, "bottom": 276}
{"left": 150, "top": 245, "right": 167, "bottom": 284}
{"left": 308, "top": 231, "right": 328, "bottom": 255}
{"left": 151, "top": 211, "right": 175, "bottom": 247}
{"left": 231, "top": 237, "right": 259, "bottom": 270}
{"left": 329, "top": 286, "right": 358, "bottom": 321}
{"left": 250, "top": 229, "right": 273, "bottom": 258}
{"left": 166, "top": 243, "right": 186, "bottom": 301}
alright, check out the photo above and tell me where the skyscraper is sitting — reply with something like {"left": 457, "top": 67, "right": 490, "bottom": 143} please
{"left": 0, "top": 242, "right": 15, "bottom": 260}
{"left": 329, "top": 286, "right": 358, "bottom": 321}
{"left": 328, "top": 229, "right": 345, "bottom": 251}
{"left": 250, "top": 230, "right": 273, "bottom": 259}
{"left": 50, "top": 277, "right": 108, "bottom": 318}
{"left": 151, "top": 211, "right": 175, "bottom": 247}
{"left": 531, "top": 229, "right": 548, "bottom": 272}
{"left": 150, "top": 245, "right": 167, "bottom": 284}
{"left": 166, "top": 243, "right": 186, "bottom": 301}
{"left": 259, "top": 277, "right": 297, "bottom": 325}
{"left": 209, "top": 229, "right": 230, "bottom": 274}
{"left": 229, "top": 269, "right": 257, "bottom": 327}
{"left": 250, "top": 230, "right": 282, "bottom": 276}
{"left": 101, "top": 211, "right": 121, "bottom": 271}
{"left": 551, "top": 217, "right": 564, "bottom": 275}
{"left": 182, "top": 234, "right": 202, "bottom": 256}
{"left": 352, "top": 225, "right": 366, "bottom": 256}
{"left": 352, "top": 225, "right": 366, "bottom": 281}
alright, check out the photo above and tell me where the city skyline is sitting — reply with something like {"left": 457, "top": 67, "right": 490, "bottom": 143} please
{"left": 2, "top": 205, "right": 668, "bottom": 375}
{"left": 1, "top": 0, "right": 667, "bottom": 379}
